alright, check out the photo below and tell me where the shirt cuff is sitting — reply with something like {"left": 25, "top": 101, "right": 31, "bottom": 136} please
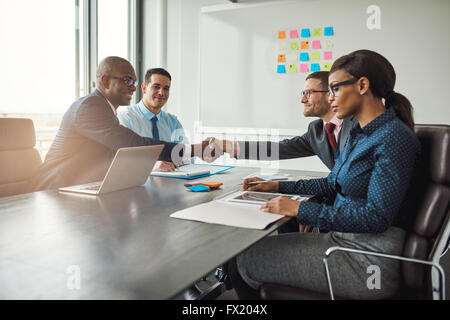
{"left": 296, "top": 200, "right": 322, "bottom": 227}
{"left": 181, "top": 144, "right": 192, "bottom": 163}
{"left": 233, "top": 141, "right": 240, "bottom": 158}
{"left": 278, "top": 181, "right": 297, "bottom": 194}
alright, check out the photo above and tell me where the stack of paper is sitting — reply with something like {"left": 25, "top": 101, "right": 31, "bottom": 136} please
{"left": 170, "top": 200, "right": 284, "bottom": 230}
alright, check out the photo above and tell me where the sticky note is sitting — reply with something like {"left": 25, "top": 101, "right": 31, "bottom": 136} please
{"left": 288, "top": 64, "right": 297, "bottom": 73}
{"left": 290, "top": 29, "right": 298, "bottom": 38}
{"left": 277, "top": 65, "right": 286, "bottom": 73}
{"left": 301, "top": 29, "right": 310, "bottom": 37}
{"left": 278, "top": 54, "right": 286, "bottom": 63}
{"left": 300, "top": 41, "right": 309, "bottom": 49}
{"left": 187, "top": 185, "right": 210, "bottom": 192}
{"left": 323, "top": 63, "right": 332, "bottom": 71}
{"left": 311, "top": 63, "right": 320, "bottom": 71}
{"left": 290, "top": 42, "right": 298, "bottom": 50}
{"left": 278, "top": 31, "right": 287, "bottom": 39}
{"left": 324, "top": 51, "right": 332, "bottom": 60}
{"left": 300, "top": 52, "right": 309, "bottom": 61}
{"left": 313, "top": 28, "right": 322, "bottom": 37}
{"left": 311, "top": 52, "right": 320, "bottom": 61}
{"left": 312, "top": 40, "right": 321, "bottom": 49}
{"left": 325, "top": 39, "right": 333, "bottom": 49}
{"left": 278, "top": 42, "right": 287, "bottom": 51}
{"left": 324, "top": 27, "right": 334, "bottom": 36}
{"left": 287, "top": 53, "right": 298, "bottom": 62}
{"left": 300, "top": 64, "right": 309, "bottom": 72}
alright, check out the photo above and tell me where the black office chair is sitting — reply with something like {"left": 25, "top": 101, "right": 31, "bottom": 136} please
{"left": 260, "top": 124, "right": 450, "bottom": 300}
{"left": 0, "top": 118, "right": 43, "bottom": 197}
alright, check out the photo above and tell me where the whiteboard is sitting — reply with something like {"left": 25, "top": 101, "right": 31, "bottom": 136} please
{"left": 199, "top": 0, "right": 450, "bottom": 129}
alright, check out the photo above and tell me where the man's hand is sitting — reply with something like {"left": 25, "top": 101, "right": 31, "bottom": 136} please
{"left": 243, "top": 177, "right": 279, "bottom": 193}
{"left": 194, "top": 137, "right": 225, "bottom": 162}
{"left": 152, "top": 161, "right": 179, "bottom": 172}
{"left": 207, "top": 138, "right": 238, "bottom": 157}
{"left": 260, "top": 196, "right": 300, "bottom": 216}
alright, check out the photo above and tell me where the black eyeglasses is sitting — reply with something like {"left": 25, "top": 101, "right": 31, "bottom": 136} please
{"left": 301, "top": 89, "right": 329, "bottom": 99}
{"left": 107, "top": 75, "right": 138, "bottom": 87}
{"left": 329, "top": 78, "right": 359, "bottom": 97}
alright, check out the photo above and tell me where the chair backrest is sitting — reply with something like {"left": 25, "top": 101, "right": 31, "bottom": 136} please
{"left": 401, "top": 124, "right": 450, "bottom": 293}
{"left": 0, "top": 118, "right": 43, "bottom": 197}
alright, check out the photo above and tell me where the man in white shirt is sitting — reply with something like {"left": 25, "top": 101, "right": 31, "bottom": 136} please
{"left": 118, "top": 68, "right": 188, "bottom": 172}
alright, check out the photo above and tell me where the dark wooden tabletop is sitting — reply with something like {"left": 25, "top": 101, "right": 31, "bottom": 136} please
{"left": 0, "top": 166, "right": 327, "bottom": 299}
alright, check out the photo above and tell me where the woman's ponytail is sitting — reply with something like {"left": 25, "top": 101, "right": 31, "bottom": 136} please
{"left": 385, "top": 91, "right": 414, "bottom": 130}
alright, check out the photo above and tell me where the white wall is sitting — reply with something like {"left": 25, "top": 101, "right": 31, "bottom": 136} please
{"left": 142, "top": 0, "right": 450, "bottom": 173}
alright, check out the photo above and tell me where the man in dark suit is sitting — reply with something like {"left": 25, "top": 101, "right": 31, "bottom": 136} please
{"left": 214, "top": 71, "right": 358, "bottom": 170}
{"left": 32, "top": 56, "right": 211, "bottom": 191}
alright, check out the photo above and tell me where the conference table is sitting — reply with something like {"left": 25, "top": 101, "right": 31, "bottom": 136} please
{"left": 0, "top": 166, "right": 327, "bottom": 299}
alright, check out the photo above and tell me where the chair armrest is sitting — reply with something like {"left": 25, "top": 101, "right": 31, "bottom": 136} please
{"left": 322, "top": 246, "right": 446, "bottom": 300}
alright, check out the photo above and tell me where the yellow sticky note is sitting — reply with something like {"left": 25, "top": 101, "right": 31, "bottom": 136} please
{"left": 286, "top": 53, "right": 298, "bottom": 62}
{"left": 313, "top": 28, "right": 322, "bottom": 37}
{"left": 300, "top": 41, "right": 309, "bottom": 50}
{"left": 278, "top": 54, "right": 286, "bottom": 63}
{"left": 288, "top": 64, "right": 297, "bottom": 73}
{"left": 278, "top": 42, "right": 287, "bottom": 51}
{"left": 311, "top": 52, "right": 320, "bottom": 61}
{"left": 290, "top": 42, "right": 298, "bottom": 50}
{"left": 278, "top": 31, "right": 287, "bottom": 39}
{"left": 325, "top": 39, "right": 334, "bottom": 49}
{"left": 323, "top": 63, "right": 332, "bottom": 71}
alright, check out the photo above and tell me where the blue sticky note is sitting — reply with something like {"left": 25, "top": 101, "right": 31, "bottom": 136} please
{"left": 187, "top": 185, "right": 210, "bottom": 192}
{"left": 311, "top": 63, "right": 320, "bottom": 71}
{"left": 324, "top": 27, "right": 334, "bottom": 36}
{"left": 299, "top": 52, "right": 309, "bottom": 61}
{"left": 277, "top": 65, "right": 286, "bottom": 73}
{"left": 301, "top": 29, "right": 310, "bottom": 37}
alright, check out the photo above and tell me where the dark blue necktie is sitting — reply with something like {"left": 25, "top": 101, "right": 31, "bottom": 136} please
{"left": 151, "top": 116, "right": 160, "bottom": 140}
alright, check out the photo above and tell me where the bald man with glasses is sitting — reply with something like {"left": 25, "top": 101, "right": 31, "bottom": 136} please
{"left": 32, "top": 56, "right": 214, "bottom": 191}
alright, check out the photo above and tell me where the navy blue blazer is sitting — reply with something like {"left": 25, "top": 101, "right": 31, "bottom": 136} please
{"left": 32, "top": 90, "right": 180, "bottom": 190}
{"left": 238, "top": 116, "right": 358, "bottom": 170}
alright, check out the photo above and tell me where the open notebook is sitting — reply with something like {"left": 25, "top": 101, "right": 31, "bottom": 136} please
{"left": 150, "top": 163, "right": 233, "bottom": 179}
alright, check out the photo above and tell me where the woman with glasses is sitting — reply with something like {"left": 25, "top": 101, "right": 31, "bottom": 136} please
{"left": 228, "top": 50, "right": 421, "bottom": 299}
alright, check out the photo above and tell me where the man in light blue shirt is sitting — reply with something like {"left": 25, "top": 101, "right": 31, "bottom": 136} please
{"left": 118, "top": 68, "right": 188, "bottom": 171}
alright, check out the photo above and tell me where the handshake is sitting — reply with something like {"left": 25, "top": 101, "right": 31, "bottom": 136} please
{"left": 196, "top": 137, "right": 238, "bottom": 163}
{"left": 155, "top": 138, "right": 237, "bottom": 172}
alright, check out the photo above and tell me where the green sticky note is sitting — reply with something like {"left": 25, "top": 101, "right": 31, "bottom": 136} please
{"left": 311, "top": 52, "right": 320, "bottom": 61}
{"left": 290, "top": 42, "right": 298, "bottom": 50}
{"left": 313, "top": 28, "right": 322, "bottom": 37}
{"left": 323, "top": 63, "right": 332, "bottom": 71}
{"left": 288, "top": 64, "right": 297, "bottom": 73}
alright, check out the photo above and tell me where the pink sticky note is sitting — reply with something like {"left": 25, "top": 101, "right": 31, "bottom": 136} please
{"left": 290, "top": 29, "right": 298, "bottom": 38}
{"left": 312, "top": 40, "right": 321, "bottom": 49}
{"left": 300, "top": 64, "right": 309, "bottom": 72}
{"left": 324, "top": 51, "right": 333, "bottom": 60}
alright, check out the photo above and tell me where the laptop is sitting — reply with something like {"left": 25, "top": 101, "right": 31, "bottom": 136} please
{"left": 59, "top": 145, "right": 164, "bottom": 195}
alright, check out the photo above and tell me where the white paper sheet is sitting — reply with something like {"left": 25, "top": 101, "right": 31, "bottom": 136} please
{"left": 170, "top": 200, "right": 284, "bottom": 230}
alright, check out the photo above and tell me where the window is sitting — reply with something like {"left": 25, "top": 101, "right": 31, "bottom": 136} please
{"left": 98, "top": 0, "right": 129, "bottom": 63}
{"left": 0, "top": 0, "right": 134, "bottom": 159}
{"left": 0, "top": 0, "right": 81, "bottom": 157}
